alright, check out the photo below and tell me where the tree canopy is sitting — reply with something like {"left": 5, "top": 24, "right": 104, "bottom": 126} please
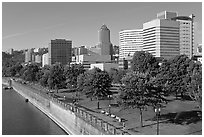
{"left": 77, "top": 67, "right": 112, "bottom": 108}
{"left": 64, "top": 64, "right": 85, "bottom": 89}
{"left": 131, "top": 51, "right": 159, "bottom": 74}
{"left": 47, "top": 63, "right": 66, "bottom": 89}
{"left": 119, "top": 71, "right": 168, "bottom": 127}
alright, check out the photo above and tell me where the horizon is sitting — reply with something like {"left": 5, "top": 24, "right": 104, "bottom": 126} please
{"left": 2, "top": 2, "right": 202, "bottom": 51}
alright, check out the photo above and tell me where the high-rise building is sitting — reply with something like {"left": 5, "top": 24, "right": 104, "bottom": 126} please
{"left": 119, "top": 29, "right": 143, "bottom": 60}
{"left": 25, "top": 49, "right": 33, "bottom": 62}
{"left": 97, "top": 24, "right": 113, "bottom": 56}
{"left": 171, "top": 14, "right": 195, "bottom": 58}
{"left": 42, "top": 53, "right": 49, "bottom": 67}
{"left": 156, "top": 11, "right": 195, "bottom": 59}
{"left": 143, "top": 15, "right": 180, "bottom": 59}
{"left": 48, "top": 39, "right": 72, "bottom": 65}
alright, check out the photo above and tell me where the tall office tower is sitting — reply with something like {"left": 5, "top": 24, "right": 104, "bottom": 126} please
{"left": 25, "top": 49, "right": 33, "bottom": 62}
{"left": 97, "top": 24, "right": 113, "bottom": 56}
{"left": 48, "top": 39, "right": 72, "bottom": 65}
{"left": 171, "top": 14, "right": 195, "bottom": 58}
{"left": 143, "top": 18, "right": 180, "bottom": 59}
{"left": 119, "top": 29, "right": 143, "bottom": 60}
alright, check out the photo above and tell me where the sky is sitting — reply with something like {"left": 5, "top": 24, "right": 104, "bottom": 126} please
{"left": 2, "top": 2, "right": 202, "bottom": 51}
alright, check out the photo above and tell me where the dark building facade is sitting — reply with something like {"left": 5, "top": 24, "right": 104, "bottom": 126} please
{"left": 97, "top": 24, "right": 113, "bottom": 57}
{"left": 48, "top": 39, "right": 72, "bottom": 65}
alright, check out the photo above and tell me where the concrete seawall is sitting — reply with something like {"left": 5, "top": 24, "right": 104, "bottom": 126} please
{"left": 4, "top": 78, "right": 127, "bottom": 135}
{"left": 10, "top": 80, "right": 105, "bottom": 135}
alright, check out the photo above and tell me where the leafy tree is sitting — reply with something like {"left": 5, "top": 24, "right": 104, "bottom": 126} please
{"left": 119, "top": 71, "right": 167, "bottom": 127}
{"left": 78, "top": 68, "right": 112, "bottom": 109}
{"left": 131, "top": 51, "right": 159, "bottom": 74}
{"left": 166, "top": 55, "right": 191, "bottom": 99}
{"left": 2, "top": 51, "right": 24, "bottom": 77}
{"left": 47, "top": 63, "right": 66, "bottom": 90}
{"left": 119, "top": 72, "right": 149, "bottom": 127}
{"left": 21, "top": 64, "right": 40, "bottom": 82}
{"left": 64, "top": 64, "right": 85, "bottom": 89}
{"left": 109, "top": 68, "right": 127, "bottom": 84}
{"left": 39, "top": 66, "right": 50, "bottom": 87}
{"left": 186, "top": 62, "right": 202, "bottom": 109}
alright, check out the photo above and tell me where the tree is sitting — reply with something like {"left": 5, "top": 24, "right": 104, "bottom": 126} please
{"left": 78, "top": 68, "right": 112, "bottom": 109}
{"left": 131, "top": 51, "right": 159, "bottom": 74}
{"left": 64, "top": 64, "right": 85, "bottom": 89}
{"left": 119, "top": 72, "right": 149, "bottom": 127}
{"left": 186, "top": 62, "right": 202, "bottom": 109}
{"left": 109, "top": 68, "right": 127, "bottom": 84}
{"left": 166, "top": 55, "right": 191, "bottom": 99}
{"left": 39, "top": 66, "right": 50, "bottom": 87}
{"left": 48, "top": 63, "right": 66, "bottom": 90}
{"left": 119, "top": 71, "right": 167, "bottom": 127}
{"left": 21, "top": 64, "right": 40, "bottom": 82}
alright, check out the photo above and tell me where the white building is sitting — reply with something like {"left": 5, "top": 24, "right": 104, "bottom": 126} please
{"left": 171, "top": 14, "right": 195, "bottom": 58}
{"left": 90, "top": 63, "right": 119, "bottom": 72}
{"left": 143, "top": 18, "right": 180, "bottom": 59}
{"left": 71, "top": 54, "right": 112, "bottom": 70}
{"left": 25, "top": 49, "right": 33, "bottom": 62}
{"left": 35, "top": 55, "right": 42, "bottom": 64}
{"left": 119, "top": 29, "right": 143, "bottom": 60}
{"left": 42, "top": 53, "right": 49, "bottom": 67}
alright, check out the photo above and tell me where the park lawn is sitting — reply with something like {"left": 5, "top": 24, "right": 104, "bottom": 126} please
{"left": 46, "top": 89, "right": 202, "bottom": 135}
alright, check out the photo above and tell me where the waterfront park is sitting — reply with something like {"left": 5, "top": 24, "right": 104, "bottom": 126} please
{"left": 3, "top": 51, "right": 202, "bottom": 135}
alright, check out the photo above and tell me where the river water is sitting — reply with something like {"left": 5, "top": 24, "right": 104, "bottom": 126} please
{"left": 2, "top": 86, "right": 67, "bottom": 135}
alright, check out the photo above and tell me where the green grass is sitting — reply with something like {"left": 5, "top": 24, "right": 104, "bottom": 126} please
{"left": 21, "top": 81, "right": 201, "bottom": 135}
{"left": 54, "top": 90, "right": 201, "bottom": 135}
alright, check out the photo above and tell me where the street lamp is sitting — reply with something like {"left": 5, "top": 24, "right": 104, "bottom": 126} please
{"left": 154, "top": 106, "right": 161, "bottom": 135}
{"left": 108, "top": 95, "right": 112, "bottom": 113}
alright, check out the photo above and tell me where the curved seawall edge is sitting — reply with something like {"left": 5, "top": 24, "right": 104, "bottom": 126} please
{"left": 11, "top": 85, "right": 74, "bottom": 135}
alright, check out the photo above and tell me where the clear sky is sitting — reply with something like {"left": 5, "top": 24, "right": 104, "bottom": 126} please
{"left": 2, "top": 2, "right": 202, "bottom": 51}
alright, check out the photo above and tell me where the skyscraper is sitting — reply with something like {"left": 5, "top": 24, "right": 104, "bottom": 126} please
{"left": 48, "top": 39, "right": 72, "bottom": 65}
{"left": 119, "top": 29, "right": 143, "bottom": 60}
{"left": 97, "top": 24, "right": 113, "bottom": 57}
{"left": 146, "top": 11, "right": 195, "bottom": 59}
{"left": 171, "top": 14, "right": 195, "bottom": 58}
{"left": 143, "top": 11, "right": 180, "bottom": 59}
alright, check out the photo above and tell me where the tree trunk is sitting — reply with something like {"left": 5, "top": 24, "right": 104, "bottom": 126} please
{"left": 140, "top": 108, "right": 143, "bottom": 127}
{"left": 97, "top": 98, "right": 100, "bottom": 109}
{"left": 181, "top": 92, "right": 184, "bottom": 100}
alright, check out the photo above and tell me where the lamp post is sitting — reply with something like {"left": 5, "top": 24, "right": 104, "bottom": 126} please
{"left": 154, "top": 106, "right": 161, "bottom": 135}
{"left": 108, "top": 95, "right": 111, "bottom": 113}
